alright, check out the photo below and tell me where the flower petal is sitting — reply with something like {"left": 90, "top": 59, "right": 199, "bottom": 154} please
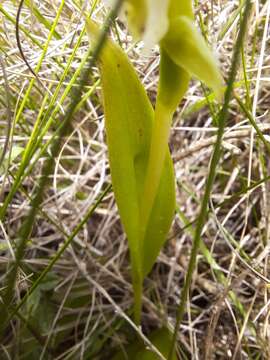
{"left": 162, "top": 16, "right": 223, "bottom": 99}
{"left": 142, "top": 0, "right": 170, "bottom": 49}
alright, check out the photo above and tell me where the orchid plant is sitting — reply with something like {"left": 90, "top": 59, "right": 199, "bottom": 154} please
{"left": 86, "top": 0, "right": 222, "bottom": 326}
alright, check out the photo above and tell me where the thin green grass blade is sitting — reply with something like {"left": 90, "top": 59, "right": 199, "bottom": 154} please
{"left": 0, "top": 1, "right": 123, "bottom": 335}
{"left": 0, "top": 29, "right": 96, "bottom": 221}
{"left": 23, "top": 0, "right": 61, "bottom": 39}
{"left": 1, "top": 184, "right": 111, "bottom": 332}
{"left": 14, "top": 0, "right": 65, "bottom": 126}
{"left": 168, "top": 1, "right": 253, "bottom": 358}
{"left": 235, "top": 94, "right": 270, "bottom": 154}
{"left": 0, "top": 5, "right": 42, "bottom": 48}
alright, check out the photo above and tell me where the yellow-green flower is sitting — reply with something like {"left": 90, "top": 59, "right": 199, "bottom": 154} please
{"left": 106, "top": 0, "right": 222, "bottom": 96}
{"left": 105, "top": 0, "right": 170, "bottom": 46}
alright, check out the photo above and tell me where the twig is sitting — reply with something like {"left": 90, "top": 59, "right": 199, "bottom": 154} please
{"left": 173, "top": 125, "right": 270, "bottom": 161}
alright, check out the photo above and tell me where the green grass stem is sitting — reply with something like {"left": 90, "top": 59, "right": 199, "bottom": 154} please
{"left": 1, "top": 184, "right": 111, "bottom": 333}
{"left": 168, "top": 1, "right": 253, "bottom": 358}
{"left": 0, "top": 0, "right": 122, "bottom": 334}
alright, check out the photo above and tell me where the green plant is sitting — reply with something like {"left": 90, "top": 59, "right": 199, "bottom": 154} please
{"left": 86, "top": 0, "right": 222, "bottom": 326}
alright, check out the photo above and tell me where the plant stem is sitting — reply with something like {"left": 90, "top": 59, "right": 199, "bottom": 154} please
{"left": 133, "top": 272, "right": 143, "bottom": 325}
{"left": 168, "top": 1, "right": 252, "bottom": 358}
{"left": 140, "top": 103, "right": 172, "bottom": 235}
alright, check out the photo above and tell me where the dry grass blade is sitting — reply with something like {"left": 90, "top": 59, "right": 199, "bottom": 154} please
{"left": 0, "top": 0, "right": 270, "bottom": 358}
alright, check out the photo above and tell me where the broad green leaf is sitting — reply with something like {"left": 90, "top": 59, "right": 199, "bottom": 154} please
{"left": 162, "top": 16, "right": 223, "bottom": 99}
{"left": 112, "top": 327, "right": 177, "bottom": 360}
{"left": 86, "top": 19, "right": 175, "bottom": 320}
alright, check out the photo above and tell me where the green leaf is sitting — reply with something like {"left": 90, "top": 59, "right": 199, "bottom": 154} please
{"left": 168, "top": 0, "right": 194, "bottom": 19}
{"left": 24, "top": 0, "right": 61, "bottom": 39}
{"left": 112, "top": 327, "right": 177, "bottom": 360}
{"left": 162, "top": 15, "right": 223, "bottom": 99}
{"left": 86, "top": 19, "right": 175, "bottom": 321}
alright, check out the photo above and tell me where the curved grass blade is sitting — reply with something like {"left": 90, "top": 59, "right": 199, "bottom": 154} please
{"left": 0, "top": 1, "right": 123, "bottom": 336}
